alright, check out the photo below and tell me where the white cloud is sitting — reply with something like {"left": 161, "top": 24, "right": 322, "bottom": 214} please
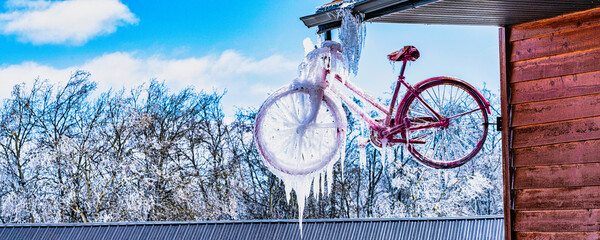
{"left": 0, "top": 51, "right": 297, "bottom": 115}
{"left": 0, "top": 0, "right": 138, "bottom": 45}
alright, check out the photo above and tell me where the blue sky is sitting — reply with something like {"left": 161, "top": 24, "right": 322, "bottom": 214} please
{"left": 0, "top": 0, "right": 499, "bottom": 116}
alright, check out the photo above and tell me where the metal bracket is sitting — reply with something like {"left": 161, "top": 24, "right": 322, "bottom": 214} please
{"left": 483, "top": 117, "right": 502, "bottom": 131}
{"left": 496, "top": 117, "right": 502, "bottom": 131}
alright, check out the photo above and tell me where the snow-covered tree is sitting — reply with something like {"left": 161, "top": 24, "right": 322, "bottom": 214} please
{"left": 0, "top": 73, "right": 502, "bottom": 223}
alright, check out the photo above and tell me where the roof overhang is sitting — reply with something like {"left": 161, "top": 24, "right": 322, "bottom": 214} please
{"left": 301, "top": 0, "right": 600, "bottom": 33}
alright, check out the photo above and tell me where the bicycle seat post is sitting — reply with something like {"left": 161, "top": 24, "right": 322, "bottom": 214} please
{"left": 385, "top": 59, "right": 408, "bottom": 126}
{"left": 398, "top": 59, "right": 408, "bottom": 80}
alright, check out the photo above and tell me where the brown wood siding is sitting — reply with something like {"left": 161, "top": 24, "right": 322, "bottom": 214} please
{"left": 506, "top": 7, "right": 600, "bottom": 239}
{"left": 511, "top": 71, "right": 600, "bottom": 104}
{"left": 516, "top": 232, "right": 600, "bottom": 240}
{"left": 514, "top": 186, "right": 600, "bottom": 210}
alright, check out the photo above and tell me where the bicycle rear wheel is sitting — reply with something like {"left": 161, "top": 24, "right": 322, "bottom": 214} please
{"left": 398, "top": 78, "right": 488, "bottom": 169}
{"left": 254, "top": 86, "right": 346, "bottom": 175}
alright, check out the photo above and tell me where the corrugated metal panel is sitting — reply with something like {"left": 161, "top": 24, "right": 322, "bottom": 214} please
{"left": 369, "top": 0, "right": 600, "bottom": 26}
{"left": 300, "top": 0, "right": 600, "bottom": 32}
{"left": 0, "top": 215, "right": 504, "bottom": 240}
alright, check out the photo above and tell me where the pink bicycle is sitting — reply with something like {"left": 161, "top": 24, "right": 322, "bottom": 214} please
{"left": 254, "top": 41, "right": 490, "bottom": 175}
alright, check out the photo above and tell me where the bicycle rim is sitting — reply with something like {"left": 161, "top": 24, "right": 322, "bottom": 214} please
{"left": 254, "top": 87, "right": 345, "bottom": 175}
{"left": 399, "top": 79, "right": 488, "bottom": 168}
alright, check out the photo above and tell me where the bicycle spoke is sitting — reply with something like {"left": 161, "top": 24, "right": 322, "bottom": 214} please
{"left": 455, "top": 132, "right": 475, "bottom": 153}
{"left": 433, "top": 84, "right": 442, "bottom": 113}
{"left": 401, "top": 80, "right": 489, "bottom": 168}
{"left": 425, "top": 89, "right": 443, "bottom": 114}
{"left": 448, "top": 129, "right": 463, "bottom": 159}
{"left": 269, "top": 110, "right": 298, "bottom": 126}
{"left": 440, "top": 130, "right": 448, "bottom": 162}
{"left": 408, "top": 106, "right": 433, "bottom": 117}
{"left": 441, "top": 85, "right": 447, "bottom": 115}
{"left": 295, "top": 94, "right": 306, "bottom": 121}
{"left": 412, "top": 130, "right": 434, "bottom": 140}
{"left": 451, "top": 125, "right": 481, "bottom": 136}
{"left": 277, "top": 98, "right": 301, "bottom": 123}
{"left": 446, "top": 107, "right": 483, "bottom": 120}
{"left": 450, "top": 132, "right": 468, "bottom": 156}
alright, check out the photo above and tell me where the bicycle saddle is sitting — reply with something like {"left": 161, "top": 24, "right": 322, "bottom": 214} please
{"left": 388, "top": 46, "right": 420, "bottom": 62}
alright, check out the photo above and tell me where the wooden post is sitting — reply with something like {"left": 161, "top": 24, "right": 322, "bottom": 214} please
{"left": 499, "top": 26, "right": 513, "bottom": 240}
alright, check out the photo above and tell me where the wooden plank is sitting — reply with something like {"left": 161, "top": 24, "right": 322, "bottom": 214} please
{"left": 511, "top": 47, "right": 600, "bottom": 83}
{"left": 512, "top": 116, "right": 600, "bottom": 149}
{"left": 517, "top": 232, "right": 600, "bottom": 240}
{"left": 514, "top": 139, "right": 600, "bottom": 167}
{"left": 514, "top": 186, "right": 600, "bottom": 210}
{"left": 512, "top": 24, "right": 600, "bottom": 62}
{"left": 514, "top": 209, "right": 600, "bottom": 232}
{"left": 510, "top": 7, "right": 600, "bottom": 41}
{"left": 511, "top": 71, "right": 600, "bottom": 104}
{"left": 499, "top": 27, "right": 514, "bottom": 240}
{"left": 513, "top": 163, "right": 600, "bottom": 189}
{"left": 512, "top": 93, "right": 600, "bottom": 127}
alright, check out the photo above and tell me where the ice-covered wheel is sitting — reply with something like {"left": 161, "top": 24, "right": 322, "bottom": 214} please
{"left": 254, "top": 86, "right": 346, "bottom": 175}
{"left": 398, "top": 78, "right": 488, "bottom": 169}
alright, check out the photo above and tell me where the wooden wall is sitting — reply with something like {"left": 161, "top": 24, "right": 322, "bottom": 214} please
{"left": 502, "top": 7, "right": 600, "bottom": 240}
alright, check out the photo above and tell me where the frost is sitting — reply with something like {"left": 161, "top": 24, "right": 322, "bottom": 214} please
{"left": 303, "top": 38, "right": 316, "bottom": 56}
{"left": 338, "top": 6, "right": 366, "bottom": 75}
{"left": 296, "top": 40, "right": 344, "bottom": 89}
{"left": 258, "top": 41, "right": 349, "bottom": 236}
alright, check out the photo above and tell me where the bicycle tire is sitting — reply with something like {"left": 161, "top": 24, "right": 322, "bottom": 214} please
{"left": 254, "top": 86, "right": 346, "bottom": 175}
{"left": 398, "top": 78, "right": 488, "bottom": 169}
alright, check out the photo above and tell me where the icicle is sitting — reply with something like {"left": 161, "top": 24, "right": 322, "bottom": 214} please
{"left": 338, "top": 7, "right": 366, "bottom": 75}
{"left": 356, "top": 136, "right": 368, "bottom": 168}
{"left": 380, "top": 138, "right": 388, "bottom": 170}
{"left": 320, "top": 171, "right": 325, "bottom": 197}
{"left": 297, "top": 188, "right": 306, "bottom": 238}
{"left": 257, "top": 39, "right": 349, "bottom": 238}
{"left": 359, "top": 147, "right": 367, "bottom": 168}
{"left": 326, "top": 162, "right": 334, "bottom": 194}
{"left": 339, "top": 142, "right": 346, "bottom": 179}
{"left": 285, "top": 182, "right": 292, "bottom": 203}
{"left": 312, "top": 175, "right": 319, "bottom": 202}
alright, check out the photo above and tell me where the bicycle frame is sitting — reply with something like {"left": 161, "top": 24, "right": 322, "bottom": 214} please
{"left": 319, "top": 59, "right": 440, "bottom": 144}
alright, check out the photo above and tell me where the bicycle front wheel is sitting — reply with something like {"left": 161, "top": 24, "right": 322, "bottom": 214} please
{"left": 254, "top": 86, "right": 346, "bottom": 175}
{"left": 398, "top": 78, "right": 488, "bottom": 169}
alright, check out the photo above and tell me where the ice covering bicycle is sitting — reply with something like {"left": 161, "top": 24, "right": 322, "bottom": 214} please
{"left": 254, "top": 41, "right": 490, "bottom": 175}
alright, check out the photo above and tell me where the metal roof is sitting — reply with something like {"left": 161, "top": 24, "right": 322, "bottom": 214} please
{"left": 0, "top": 215, "right": 503, "bottom": 240}
{"left": 301, "top": 0, "right": 600, "bottom": 33}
